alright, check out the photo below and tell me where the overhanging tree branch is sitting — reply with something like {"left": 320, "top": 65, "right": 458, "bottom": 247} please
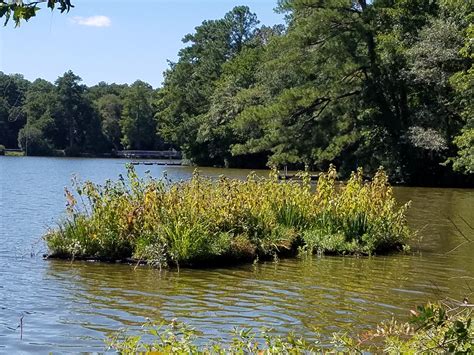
{"left": 0, "top": 0, "right": 73, "bottom": 27}
{"left": 287, "top": 89, "right": 361, "bottom": 130}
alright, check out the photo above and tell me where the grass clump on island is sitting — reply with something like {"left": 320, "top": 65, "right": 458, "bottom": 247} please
{"left": 45, "top": 165, "right": 411, "bottom": 267}
{"left": 107, "top": 301, "right": 473, "bottom": 353}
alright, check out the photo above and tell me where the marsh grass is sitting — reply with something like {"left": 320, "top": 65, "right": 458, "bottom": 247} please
{"left": 45, "top": 165, "right": 411, "bottom": 267}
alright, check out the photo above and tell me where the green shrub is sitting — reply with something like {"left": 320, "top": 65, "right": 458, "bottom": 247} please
{"left": 341, "top": 301, "right": 473, "bottom": 353}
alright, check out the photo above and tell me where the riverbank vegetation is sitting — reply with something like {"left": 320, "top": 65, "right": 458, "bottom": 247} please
{"left": 0, "top": 72, "right": 167, "bottom": 157}
{"left": 107, "top": 301, "right": 473, "bottom": 353}
{"left": 45, "top": 165, "right": 410, "bottom": 267}
{"left": 1, "top": 1, "right": 473, "bottom": 186}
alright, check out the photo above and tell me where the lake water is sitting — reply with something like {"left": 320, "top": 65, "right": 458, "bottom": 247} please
{"left": 1, "top": 156, "right": 473, "bottom": 352}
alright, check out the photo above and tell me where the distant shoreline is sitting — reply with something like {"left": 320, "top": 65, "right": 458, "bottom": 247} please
{"left": 2, "top": 153, "right": 472, "bottom": 188}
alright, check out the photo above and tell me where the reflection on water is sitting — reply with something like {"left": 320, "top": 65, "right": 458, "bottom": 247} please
{"left": 0, "top": 157, "right": 473, "bottom": 352}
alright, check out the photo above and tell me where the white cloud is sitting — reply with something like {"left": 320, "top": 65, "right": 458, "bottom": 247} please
{"left": 71, "top": 15, "right": 111, "bottom": 28}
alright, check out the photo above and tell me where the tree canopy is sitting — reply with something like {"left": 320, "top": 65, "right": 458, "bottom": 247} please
{"left": 1, "top": 71, "right": 167, "bottom": 156}
{"left": 154, "top": 1, "right": 473, "bottom": 185}
{"left": 1, "top": 1, "right": 473, "bottom": 186}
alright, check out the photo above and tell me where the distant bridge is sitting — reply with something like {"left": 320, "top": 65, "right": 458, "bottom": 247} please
{"left": 117, "top": 150, "right": 182, "bottom": 159}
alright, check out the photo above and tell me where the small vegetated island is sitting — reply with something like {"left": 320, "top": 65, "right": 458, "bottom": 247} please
{"left": 45, "top": 165, "right": 410, "bottom": 268}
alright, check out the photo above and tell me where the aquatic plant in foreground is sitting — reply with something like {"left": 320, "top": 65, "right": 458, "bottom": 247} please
{"left": 45, "top": 165, "right": 411, "bottom": 267}
{"left": 106, "top": 301, "right": 473, "bottom": 353}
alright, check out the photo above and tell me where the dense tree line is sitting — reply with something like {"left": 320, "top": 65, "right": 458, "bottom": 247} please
{"left": 0, "top": 71, "right": 167, "bottom": 156}
{"left": 1, "top": 1, "right": 473, "bottom": 185}
{"left": 156, "top": 2, "right": 473, "bottom": 185}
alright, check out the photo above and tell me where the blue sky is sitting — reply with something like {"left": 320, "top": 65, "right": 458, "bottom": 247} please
{"left": 0, "top": 0, "right": 284, "bottom": 88}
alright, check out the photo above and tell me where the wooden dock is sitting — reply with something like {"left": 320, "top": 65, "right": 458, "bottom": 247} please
{"left": 278, "top": 173, "right": 321, "bottom": 181}
{"left": 131, "top": 161, "right": 183, "bottom": 166}
{"left": 117, "top": 150, "right": 182, "bottom": 159}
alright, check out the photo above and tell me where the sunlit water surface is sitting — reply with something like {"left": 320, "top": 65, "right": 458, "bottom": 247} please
{"left": 0, "top": 157, "right": 473, "bottom": 352}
